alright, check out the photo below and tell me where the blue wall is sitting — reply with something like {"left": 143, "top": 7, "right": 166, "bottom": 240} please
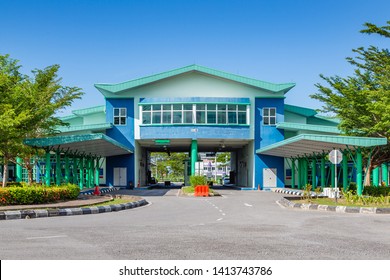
{"left": 105, "top": 98, "right": 135, "bottom": 186}
{"left": 140, "top": 125, "right": 250, "bottom": 139}
{"left": 254, "top": 98, "right": 285, "bottom": 189}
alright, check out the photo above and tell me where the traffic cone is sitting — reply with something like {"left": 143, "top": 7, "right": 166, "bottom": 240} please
{"left": 93, "top": 185, "right": 101, "bottom": 195}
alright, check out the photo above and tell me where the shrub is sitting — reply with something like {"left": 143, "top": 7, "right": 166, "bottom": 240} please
{"left": 0, "top": 184, "right": 80, "bottom": 206}
{"left": 189, "top": 175, "right": 207, "bottom": 188}
{"left": 363, "top": 186, "right": 390, "bottom": 197}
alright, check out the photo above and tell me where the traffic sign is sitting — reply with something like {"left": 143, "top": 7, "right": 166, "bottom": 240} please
{"left": 329, "top": 149, "right": 342, "bottom": 164}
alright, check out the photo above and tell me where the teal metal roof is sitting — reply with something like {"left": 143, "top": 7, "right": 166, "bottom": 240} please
{"left": 58, "top": 123, "right": 112, "bottom": 133}
{"left": 284, "top": 104, "right": 317, "bottom": 117}
{"left": 24, "top": 133, "right": 133, "bottom": 157}
{"left": 277, "top": 122, "right": 340, "bottom": 134}
{"left": 256, "top": 134, "right": 387, "bottom": 158}
{"left": 95, "top": 64, "right": 295, "bottom": 95}
{"left": 72, "top": 105, "right": 106, "bottom": 116}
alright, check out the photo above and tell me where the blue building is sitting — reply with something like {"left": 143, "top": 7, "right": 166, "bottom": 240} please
{"left": 22, "top": 65, "right": 387, "bottom": 193}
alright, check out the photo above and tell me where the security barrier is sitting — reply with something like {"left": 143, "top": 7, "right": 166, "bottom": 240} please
{"left": 194, "top": 185, "right": 209, "bottom": 197}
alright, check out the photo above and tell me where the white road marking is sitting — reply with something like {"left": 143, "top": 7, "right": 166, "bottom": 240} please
{"left": 217, "top": 218, "right": 223, "bottom": 221}
{"left": 244, "top": 203, "right": 253, "bottom": 207}
{"left": 222, "top": 213, "right": 226, "bottom": 216}
{"left": 26, "top": 235, "right": 67, "bottom": 240}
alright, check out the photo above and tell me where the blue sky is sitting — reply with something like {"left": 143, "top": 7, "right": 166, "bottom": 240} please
{"left": 1, "top": 0, "right": 389, "bottom": 115}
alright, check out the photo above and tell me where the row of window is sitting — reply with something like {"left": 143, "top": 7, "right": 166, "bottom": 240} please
{"left": 113, "top": 105, "right": 277, "bottom": 126}
{"left": 141, "top": 104, "right": 249, "bottom": 125}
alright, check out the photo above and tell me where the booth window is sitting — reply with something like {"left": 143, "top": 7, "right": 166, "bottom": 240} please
{"left": 113, "top": 108, "right": 127, "bottom": 125}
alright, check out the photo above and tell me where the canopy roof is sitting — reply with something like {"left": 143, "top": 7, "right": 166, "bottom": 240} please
{"left": 95, "top": 64, "right": 295, "bottom": 95}
{"left": 24, "top": 133, "right": 133, "bottom": 157}
{"left": 257, "top": 134, "right": 387, "bottom": 158}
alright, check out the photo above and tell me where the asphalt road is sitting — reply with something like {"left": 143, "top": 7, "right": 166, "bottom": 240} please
{"left": 0, "top": 189, "right": 389, "bottom": 259}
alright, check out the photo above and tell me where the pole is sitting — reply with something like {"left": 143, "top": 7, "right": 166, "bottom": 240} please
{"left": 334, "top": 150, "right": 338, "bottom": 203}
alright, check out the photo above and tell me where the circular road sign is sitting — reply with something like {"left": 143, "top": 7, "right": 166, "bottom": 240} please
{"left": 329, "top": 149, "right": 343, "bottom": 164}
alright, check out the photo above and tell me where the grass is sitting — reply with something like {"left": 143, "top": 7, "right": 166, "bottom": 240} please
{"left": 298, "top": 197, "right": 390, "bottom": 208}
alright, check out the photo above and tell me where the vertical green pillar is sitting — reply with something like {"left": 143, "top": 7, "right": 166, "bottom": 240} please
{"left": 190, "top": 140, "right": 198, "bottom": 176}
{"left": 356, "top": 148, "right": 363, "bottom": 196}
{"left": 16, "top": 157, "right": 23, "bottom": 183}
{"left": 64, "top": 156, "right": 70, "bottom": 184}
{"left": 342, "top": 152, "right": 348, "bottom": 191}
{"left": 297, "top": 158, "right": 302, "bottom": 189}
{"left": 72, "top": 157, "right": 77, "bottom": 184}
{"left": 382, "top": 163, "right": 388, "bottom": 186}
{"left": 321, "top": 157, "right": 326, "bottom": 188}
{"left": 95, "top": 158, "right": 100, "bottom": 186}
{"left": 89, "top": 158, "right": 94, "bottom": 187}
{"left": 303, "top": 158, "right": 308, "bottom": 187}
{"left": 85, "top": 158, "right": 90, "bottom": 188}
{"left": 373, "top": 167, "right": 380, "bottom": 187}
{"left": 79, "top": 158, "right": 84, "bottom": 190}
{"left": 291, "top": 159, "right": 296, "bottom": 189}
{"left": 331, "top": 163, "right": 335, "bottom": 188}
{"left": 56, "top": 151, "right": 61, "bottom": 186}
{"left": 45, "top": 152, "right": 51, "bottom": 186}
{"left": 311, "top": 159, "right": 316, "bottom": 189}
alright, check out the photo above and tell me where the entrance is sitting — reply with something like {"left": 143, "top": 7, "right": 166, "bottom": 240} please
{"left": 263, "top": 168, "right": 277, "bottom": 188}
{"left": 114, "top": 167, "right": 127, "bottom": 187}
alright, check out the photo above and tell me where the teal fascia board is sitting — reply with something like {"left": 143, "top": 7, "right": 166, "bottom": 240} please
{"left": 24, "top": 133, "right": 133, "bottom": 157}
{"left": 57, "top": 123, "right": 113, "bottom": 133}
{"left": 277, "top": 122, "right": 340, "bottom": 134}
{"left": 72, "top": 105, "right": 106, "bottom": 116}
{"left": 284, "top": 104, "right": 317, "bottom": 117}
{"left": 256, "top": 134, "right": 387, "bottom": 158}
{"left": 95, "top": 64, "right": 295, "bottom": 95}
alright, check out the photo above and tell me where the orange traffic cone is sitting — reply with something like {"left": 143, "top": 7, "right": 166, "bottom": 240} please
{"left": 93, "top": 185, "right": 101, "bottom": 195}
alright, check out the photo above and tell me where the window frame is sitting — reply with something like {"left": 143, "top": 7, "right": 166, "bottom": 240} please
{"left": 113, "top": 107, "right": 127, "bottom": 126}
{"left": 263, "top": 107, "right": 277, "bottom": 126}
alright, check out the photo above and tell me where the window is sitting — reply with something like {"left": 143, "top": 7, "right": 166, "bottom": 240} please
{"left": 114, "top": 108, "right": 126, "bottom": 125}
{"left": 263, "top": 108, "right": 276, "bottom": 125}
{"left": 140, "top": 103, "right": 249, "bottom": 125}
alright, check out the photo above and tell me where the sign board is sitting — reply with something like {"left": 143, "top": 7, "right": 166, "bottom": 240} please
{"left": 329, "top": 149, "right": 342, "bottom": 164}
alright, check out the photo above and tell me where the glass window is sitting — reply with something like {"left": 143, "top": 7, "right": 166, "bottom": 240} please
{"left": 183, "top": 104, "right": 192, "bottom": 110}
{"left": 238, "top": 112, "right": 247, "bottom": 124}
{"left": 217, "top": 111, "right": 226, "bottom": 124}
{"left": 228, "top": 111, "right": 237, "bottom": 124}
{"left": 142, "top": 105, "right": 151, "bottom": 111}
{"left": 173, "top": 111, "right": 182, "bottom": 123}
{"left": 217, "top": 104, "right": 226, "bottom": 111}
{"left": 162, "top": 112, "right": 171, "bottom": 124}
{"left": 207, "top": 104, "right": 216, "bottom": 110}
{"left": 113, "top": 107, "right": 126, "bottom": 126}
{"left": 196, "top": 104, "right": 205, "bottom": 110}
{"left": 152, "top": 112, "right": 161, "bottom": 124}
{"left": 263, "top": 107, "right": 276, "bottom": 125}
{"left": 152, "top": 104, "right": 161, "bottom": 111}
{"left": 163, "top": 104, "right": 171, "bottom": 110}
{"left": 207, "top": 111, "right": 216, "bottom": 124}
{"left": 173, "top": 104, "right": 182, "bottom": 110}
{"left": 183, "top": 111, "right": 193, "bottom": 123}
{"left": 143, "top": 112, "right": 151, "bottom": 124}
{"left": 228, "top": 104, "right": 236, "bottom": 111}
{"left": 196, "top": 111, "right": 205, "bottom": 124}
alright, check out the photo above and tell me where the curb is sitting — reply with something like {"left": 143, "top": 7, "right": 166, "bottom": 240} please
{"left": 79, "top": 187, "right": 120, "bottom": 196}
{"left": 278, "top": 197, "right": 390, "bottom": 214}
{"left": 0, "top": 198, "right": 148, "bottom": 221}
{"left": 272, "top": 188, "right": 318, "bottom": 197}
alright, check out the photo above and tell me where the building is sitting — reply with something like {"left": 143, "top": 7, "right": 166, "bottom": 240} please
{"left": 16, "top": 65, "right": 388, "bottom": 194}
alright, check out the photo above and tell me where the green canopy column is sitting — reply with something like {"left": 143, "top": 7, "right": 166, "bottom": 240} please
{"left": 55, "top": 151, "right": 61, "bottom": 186}
{"left": 297, "top": 158, "right": 302, "bottom": 189}
{"left": 79, "top": 158, "right": 84, "bottom": 190}
{"left": 64, "top": 156, "right": 70, "bottom": 184}
{"left": 321, "top": 157, "right": 326, "bottom": 188}
{"left": 16, "top": 157, "right": 23, "bottom": 183}
{"left": 356, "top": 148, "right": 363, "bottom": 196}
{"left": 89, "top": 158, "right": 94, "bottom": 187}
{"left": 342, "top": 152, "right": 348, "bottom": 191}
{"left": 95, "top": 158, "right": 100, "bottom": 186}
{"left": 45, "top": 151, "right": 51, "bottom": 186}
{"left": 291, "top": 159, "right": 296, "bottom": 189}
{"left": 373, "top": 167, "right": 380, "bottom": 187}
{"left": 190, "top": 140, "right": 198, "bottom": 176}
{"left": 311, "top": 159, "right": 316, "bottom": 189}
{"left": 85, "top": 158, "right": 91, "bottom": 188}
{"left": 382, "top": 163, "right": 388, "bottom": 186}
{"left": 331, "top": 162, "right": 335, "bottom": 188}
{"left": 303, "top": 158, "right": 308, "bottom": 187}
{"left": 72, "top": 157, "right": 78, "bottom": 184}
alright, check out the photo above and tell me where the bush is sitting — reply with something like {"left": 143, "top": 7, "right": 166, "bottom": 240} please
{"left": 347, "top": 182, "right": 357, "bottom": 194}
{"left": 0, "top": 184, "right": 80, "bottom": 206}
{"left": 189, "top": 175, "right": 207, "bottom": 188}
{"left": 363, "top": 186, "right": 390, "bottom": 197}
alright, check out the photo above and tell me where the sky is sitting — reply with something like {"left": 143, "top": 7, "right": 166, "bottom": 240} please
{"left": 1, "top": 0, "right": 389, "bottom": 116}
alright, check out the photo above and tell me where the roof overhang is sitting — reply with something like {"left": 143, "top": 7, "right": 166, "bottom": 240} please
{"left": 256, "top": 134, "right": 387, "bottom": 158}
{"left": 24, "top": 133, "right": 133, "bottom": 157}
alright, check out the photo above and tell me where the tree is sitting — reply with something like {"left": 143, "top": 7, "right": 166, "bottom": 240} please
{"left": 311, "top": 21, "right": 390, "bottom": 185}
{"left": 0, "top": 54, "right": 83, "bottom": 186}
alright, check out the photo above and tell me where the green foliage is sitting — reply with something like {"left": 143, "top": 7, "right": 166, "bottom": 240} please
{"left": 310, "top": 20, "right": 390, "bottom": 172}
{"left": 151, "top": 152, "right": 188, "bottom": 181}
{"left": 302, "top": 184, "right": 313, "bottom": 201}
{"left": 189, "top": 175, "right": 207, "bottom": 188}
{"left": 0, "top": 183, "right": 80, "bottom": 205}
{"left": 363, "top": 186, "right": 390, "bottom": 197}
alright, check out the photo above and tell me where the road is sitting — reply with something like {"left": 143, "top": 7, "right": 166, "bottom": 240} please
{"left": 0, "top": 189, "right": 389, "bottom": 259}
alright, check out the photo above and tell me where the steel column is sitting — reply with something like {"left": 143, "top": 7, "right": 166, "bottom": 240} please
{"left": 382, "top": 163, "right": 388, "bottom": 186}
{"left": 79, "top": 158, "right": 84, "bottom": 190}
{"left": 191, "top": 140, "right": 198, "bottom": 176}
{"left": 356, "top": 148, "right": 363, "bottom": 196}
{"left": 373, "top": 167, "right": 380, "bottom": 187}
{"left": 55, "top": 151, "right": 61, "bottom": 186}
{"left": 291, "top": 159, "right": 296, "bottom": 189}
{"left": 311, "top": 159, "right": 316, "bottom": 189}
{"left": 16, "top": 157, "right": 23, "bottom": 183}
{"left": 64, "top": 156, "right": 70, "bottom": 184}
{"left": 321, "top": 157, "right": 326, "bottom": 188}
{"left": 45, "top": 152, "right": 51, "bottom": 186}
{"left": 342, "top": 152, "right": 348, "bottom": 191}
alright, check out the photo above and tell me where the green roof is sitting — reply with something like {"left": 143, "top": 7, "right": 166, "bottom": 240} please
{"left": 284, "top": 104, "right": 317, "bottom": 117}
{"left": 58, "top": 123, "right": 112, "bottom": 133}
{"left": 24, "top": 133, "right": 133, "bottom": 157}
{"left": 95, "top": 64, "right": 295, "bottom": 95}
{"left": 277, "top": 122, "right": 340, "bottom": 134}
{"left": 72, "top": 105, "right": 106, "bottom": 116}
{"left": 256, "top": 134, "right": 387, "bottom": 158}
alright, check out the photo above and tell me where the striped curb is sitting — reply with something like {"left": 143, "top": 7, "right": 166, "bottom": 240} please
{"left": 79, "top": 187, "right": 120, "bottom": 196}
{"left": 272, "top": 188, "right": 318, "bottom": 197}
{"left": 0, "top": 199, "right": 148, "bottom": 221}
{"left": 278, "top": 197, "right": 390, "bottom": 214}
